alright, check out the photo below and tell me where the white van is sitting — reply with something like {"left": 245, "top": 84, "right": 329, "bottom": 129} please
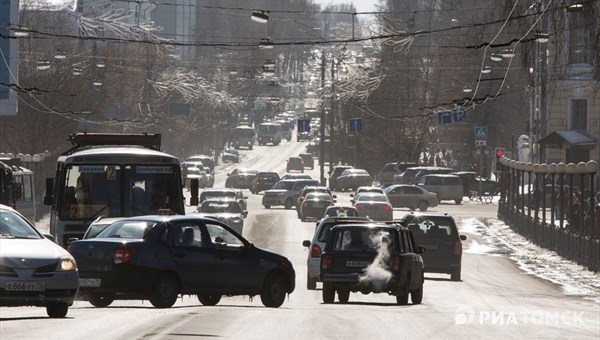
{"left": 416, "top": 174, "right": 463, "bottom": 204}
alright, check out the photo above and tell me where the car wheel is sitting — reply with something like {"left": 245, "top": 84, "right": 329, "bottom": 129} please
{"left": 300, "top": 216, "right": 306, "bottom": 222}
{"left": 396, "top": 292, "right": 409, "bottom": 305}
{"left": 284, "top": 199, "right": 293, "bottom": 210}
{"left": 450, "top": 268, "right": 461, "bottom": 281}
{"left": 410, "top": 285, "right": 423, "bottom": 304}
{"left": 88, "top": 293, "right": 115, "bottom": 307}
{"left": 197, "top": 294, "right": 222, "bottom": 306}
{"left": 307, "top": 273, "right": 317, "bottom": 290}
{"left": 149, "top": 274, "right": 179, "bottom": 308}
{"left": 454, "top": 199, "right": 462, "bottom": 205}
{"left": 322, "top": 284, "right": 335, "bottom": 303}
{"left": 46, "top": 303, "right": 69, "bottom": 318}
{"left": 264, "top": 204, "right": 271, "bottom": 209}
{"left": 260, "top": 274, "right": 287, "bottom": 308}
{"left": 418, "top": 201, "right": 429, "bottom": 211}
{"left": 337, "top": 289, "right": 350, "bottom": 303}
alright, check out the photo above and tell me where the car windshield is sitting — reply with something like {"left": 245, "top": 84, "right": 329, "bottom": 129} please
{"left": 96, "top": 220, "right": 157, "bottom": 239}
{"left": 0, "top": 209, "right": 41, "bottom": 239}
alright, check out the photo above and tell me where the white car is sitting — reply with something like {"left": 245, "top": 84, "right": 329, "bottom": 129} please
{"left": 0, "top": 204, "right": 79, "bottom": 318}
{"left": 301, "top": 217, "right": 370, "bottom": 290}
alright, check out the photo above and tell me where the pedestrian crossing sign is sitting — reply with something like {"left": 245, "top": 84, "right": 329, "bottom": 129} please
{"left": 474, "top": 126, "right": 488, "bottom": 140}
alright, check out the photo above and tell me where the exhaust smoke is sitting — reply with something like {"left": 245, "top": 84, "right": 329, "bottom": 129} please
{"left": 359, "top": 232, "right": 392, "bottom": 293}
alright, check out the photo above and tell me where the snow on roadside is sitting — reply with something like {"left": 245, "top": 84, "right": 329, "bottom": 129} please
{"left": 461, "top": 217, "right": 600, "bottom": 303}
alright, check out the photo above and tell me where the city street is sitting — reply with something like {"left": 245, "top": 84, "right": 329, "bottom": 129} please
{"left": 1, "top": 139, "right": 598, "bottom": 339}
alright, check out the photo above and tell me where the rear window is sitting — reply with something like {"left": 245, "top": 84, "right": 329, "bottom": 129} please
{"left": 97, "top": 221, "right": 157, "bottom": 239}
{"left": 426, "top": 176, "right": 443, "bottom": 185}
{"left": 405, "top": 216, "right": 457, "bottom": 237}
{"left": 382, "top": 163, "right": 397, "bottom": 172}
{"left": 444, "top": 177, "right": 462, "bottom": 185}
{"left": 330, "top": 228, "right": 395, "bottom": 251}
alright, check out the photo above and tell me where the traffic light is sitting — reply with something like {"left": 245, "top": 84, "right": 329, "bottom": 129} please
{"left": 495, "top": 147, "right": 505, "bottom": 171}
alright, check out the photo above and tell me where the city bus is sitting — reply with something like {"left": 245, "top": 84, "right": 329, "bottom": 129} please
{"left": 231, "top": 125, "right": 256, "bottom": 150}
{"left": 257, "top": 122, "right": 283, "bottom": 146}
{"left": 0, "top": 161, "right": 15, "bottom": 207}
{"left": 0, "top": 159, "right": 35, "bottom": 222}
{"left": 43, "top": 133, "right": 198, "bottom": 247}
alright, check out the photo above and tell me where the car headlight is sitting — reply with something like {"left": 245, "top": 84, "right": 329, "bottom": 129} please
{"left": 57, "top": 257, "right": 77, "bottom": 271}
{"left": 231, "top": 217, "right": 241, "bottom": 223}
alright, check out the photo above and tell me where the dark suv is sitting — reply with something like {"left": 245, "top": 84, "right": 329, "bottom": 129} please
{"left": 319, "top": 223, "right": 424, "bottom": 304}
{"left": 286, "top": 157, "right": 304, "bottom": 173}
{"left": 299, "top": 153, "right": 315, "bottom": 170}
{"left": 399, "top": 212, "right": 466, "bottom": 281}
{"left": 328, "top": 165, "right": 353, "bottom": 191}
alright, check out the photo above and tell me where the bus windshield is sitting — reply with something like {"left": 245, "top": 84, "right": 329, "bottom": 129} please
{"left": 258, "top": 124, "right": 279, "bottom": 135}
{"left": 60, "top": 164, "right": 182, "bottom": 220}
{"left": 233, "top": 127, "right": 255, "bottom": 138}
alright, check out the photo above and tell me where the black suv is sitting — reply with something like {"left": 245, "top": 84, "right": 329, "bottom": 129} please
{"left": 328, "top": 165, "right": 353, "bottom": 191}
{"left": 319, "top": 222, "right": 424, "bottom": 304}
{"left": 399, "top": 212, "right": 466, "bottom": 281}
{"left": 299, "top": 153, "right": 315, "bottom": 170}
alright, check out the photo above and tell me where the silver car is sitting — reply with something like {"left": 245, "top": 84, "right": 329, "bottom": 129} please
{"left": 194, "top": 198, "right": 247, "bottom": 234}
{"left": 384, "top": 184, "right": 439, "bottom": 211}
{"left": 351, "top": 192, "right": 394, "bottom": 221}
{"left": 0, "top": 204, "right": 79, "bottom": 318}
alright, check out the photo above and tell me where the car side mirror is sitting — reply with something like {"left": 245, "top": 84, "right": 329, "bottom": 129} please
{"left": 242, "top": 211, "right": 248, "bottom": 218}
{"left": 460, "top": 235, "right": 467, "bottom": 241}
{"left": 66, "top": 237, "right": 78, "bottom": 244}
{"left": 417, "top": 246, "right": 426, "bottom": 253}
{"left": 302, "top": 240, "right": 311, "bottom": 247}
{"left": 44, "top": 234, "right": 57, "bottom": 243}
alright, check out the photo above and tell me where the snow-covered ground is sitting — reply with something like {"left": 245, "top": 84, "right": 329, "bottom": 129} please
{"left": 461, "top": 217, "right": 600, "bottom": 303}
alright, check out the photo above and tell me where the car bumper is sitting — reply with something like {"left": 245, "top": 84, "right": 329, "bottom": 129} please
{"left": 357, "top": 211, "right": 393, "bottom": 221}
{"left": 307, "top": 258, "right": 320, "bottom": 281}
{"left": 77, "top": 265, "right": 160, "bottom": 297}
{"left": 0, "top": 271, "right": 79, "bottom": 307}
{"left": 301, "top": 207, "right": 327, "bottom": 220}
{"left": 320, "top": 273, "right": 403, "bottom": 293}
{"left": 262, "top": 196, "right": 286, "bottom": 206}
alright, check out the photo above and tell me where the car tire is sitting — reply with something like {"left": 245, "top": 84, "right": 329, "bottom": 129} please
{"left": 337, "top": 290, "right": 350, "bottom": 303}
{"left": 307, "top": 273, "right": 317, "bottom": 290}
{"left": 300, "top": 216, "right": 306, "bottom": 222}
{"left": 197, "top": 294, "right": 222, "bottom": 306}
{"left": 260, "top": 274, "right": 287, "bottom": 308}
{"left": 410, "top": 285, "right": 423, "bottom": 304}
{"left": 418, "top": 201, "right": 429, "bottom": 211}
{"left": 149, "top": 274, "right": 179, "bottom": 308}
{"left": 46, "top": 303, "right": 69, "bottom": 318}
{"left": 284, "top": 199, "right": 294, "bottom": 210}
{"left": 454, "top": 199, "right": 462, "bottom": 205}
{"left": 88, "top": 294, "right": 115, "bottom": 307}
{"left": 450, "top": 268, "right": 461, "bottom": 281}
{"left": 396, "top": 292, "right": 409, "bottom": 305}
{"left": 264, "top": 204, "right": 271, "bottom": 209}
{"left": 322, "top": 284, "right": 335, "bottom": 304}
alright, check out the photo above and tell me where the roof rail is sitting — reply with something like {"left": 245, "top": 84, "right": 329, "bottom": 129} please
{"left": 63, "top": 132, "right": 162, "bottom": 155}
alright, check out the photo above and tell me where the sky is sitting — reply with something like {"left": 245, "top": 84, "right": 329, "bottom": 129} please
{"left": 317, "top": 0, "right": 379, "bottom": 13}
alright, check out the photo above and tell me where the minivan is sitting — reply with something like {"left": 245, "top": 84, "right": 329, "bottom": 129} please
{"left": 416, "top": 174, "right": 463, "bottom": 204}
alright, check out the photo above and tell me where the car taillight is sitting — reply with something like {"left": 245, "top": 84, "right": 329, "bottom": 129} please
{"left": 383, "top": 204, "right": 391, "bottom": 211}
{"left": 388, "top": 256, "right": 400, "bottom": 271}
{"left": 453, "top": 241, "right": 462, "bottom": 255}
{"left": 310, "top": 244, "right": 322, "bottom": 258}
{"left": 113, "top": 245, "right": 136, "bottom": 264}
{"left": 321, "top": 254, "right": 332, "bottom": 270}
{"left": 300, "top": 195, "right": 305, "bottom": 201}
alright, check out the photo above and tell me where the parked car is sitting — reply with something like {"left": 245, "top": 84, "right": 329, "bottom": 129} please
{"left": 415, "top": 174, "right": 464, "bottom": 204}
{"left": 225, "top": 168, "right": 259, "bottom": 189}
{"left": 323, "top": 205, "right": 359, "bottom": 218}
{"left": 399, "top": 212, "right": 466, "bottom": 281}
{"left": 299, "top": 192, "right": 336, "bottom": 222}
{"left": 451, "top": 171, "right": 499, "bottom": 197}
{"left": 319, "top": 222, "right": 425, "bottom": 304}
{"left": 383, "top": 184, "right": 439, "bottom": 211}
{"left": 195, "top": 198, "right": 247, "bottom": 234}
{"left": 328, "top": 165, "right": 353, "bottom": 191}
{"left": 301, "top": 217, "right": 370, "bottom": 290}
{"left": 299, "top": 153, "right": 315, "bottom": 169}
{"left": 351, "top": 192, "right": 394, "bottom": 221}
{"left": 251, "top": 172, "right": 281, "bottom": 194}
{"left": 286, "top": 157, "right": 304, "bottom": 173}
{"left": 70, "top": 215, "right": 296, "bottom": 308}
{"left": 0, "top": 204, "right": 79, "bottom": 318}
{"left": 222, "top": 148, "right": 240, "bottom": 163}
{"left": 262, "top": 179, "right": 320, "bottom": 209}
{"left": 335, "top": 169, "right": 373, "bottom": 192}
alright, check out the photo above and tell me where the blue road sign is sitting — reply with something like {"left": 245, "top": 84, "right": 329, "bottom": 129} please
{"left": 453, "top": 109, "right": 467, "bottom": 122}
{"left": 349, "top": 118, "right": 362, "bottom": 133}
{"left": 438, "top": 111, "right": 452, "bottom": 124}
{"left": 297, "top": 118, "right": 310, "bottom": 132}
{"left": 474, "top": 126, "right": 488, "bottom": 140}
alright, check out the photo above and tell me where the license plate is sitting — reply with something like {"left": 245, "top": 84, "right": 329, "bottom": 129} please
{"left": 5, "top": 281, "right": 46, "bottom": 292}
{"left": 422, "top": 244, "right": 439, "bottom": 250}
{"left": 79, "top": 278, "right": 101, "bottom": 287}
{"left": 346, "top": 261, "right": 370, "bottom": 268}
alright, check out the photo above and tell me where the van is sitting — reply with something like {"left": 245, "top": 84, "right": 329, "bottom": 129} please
{"left": 416, "top": 174, "right": 463, "bottom": 204}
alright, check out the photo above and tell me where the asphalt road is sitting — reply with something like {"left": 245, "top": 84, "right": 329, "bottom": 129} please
{"left": 1, "top": 137, "right": 598, "bottom": 339}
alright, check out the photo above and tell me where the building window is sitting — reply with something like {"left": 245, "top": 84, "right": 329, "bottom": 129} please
{"left": 569, "top": 98, "right": 587, "bottom": 130}
{"left": 568, "top": 7, "right": 591, "bottom": 64}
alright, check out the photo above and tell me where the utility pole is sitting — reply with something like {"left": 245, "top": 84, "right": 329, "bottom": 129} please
{"left": 319, "top": 51, "right": 326, "bottom": 186}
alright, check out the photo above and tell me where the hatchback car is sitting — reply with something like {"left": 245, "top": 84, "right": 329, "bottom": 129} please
{"left": 399, "top": 212, "right": 466, "bottom": 281}
{"left": 225, "top": 168, "right": 259, "bottom": 189}
{"left": 384, "top": 184, "right": 439, "bottom": 211}
{"left": 298, "top": 153, "right": 315, "bottom": 170}
{"left": 195, "top": 198, "right": 247, "bottom": 234}
{"left": 286, "top": 157, "right": 304, "bottom": 173}
{"left": 301, "top": 217, "right": 370, "bottom": 290}
{"left": 0, "top": 204, "right": 79, "bottom": 318}
{"left": 328, "top": 165, "right": 353, "bottom": 191}
{"left": 250, "top": 172, "right": 281, "bottom": 194}
{"left": 351, "top": 192, "right": 394, "bottom": 221}
{"left": 299, "top": 192, "right": 336, "bottom": 222}
{"left": 70, "top": 215, "right": 295, "bottom": 308}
